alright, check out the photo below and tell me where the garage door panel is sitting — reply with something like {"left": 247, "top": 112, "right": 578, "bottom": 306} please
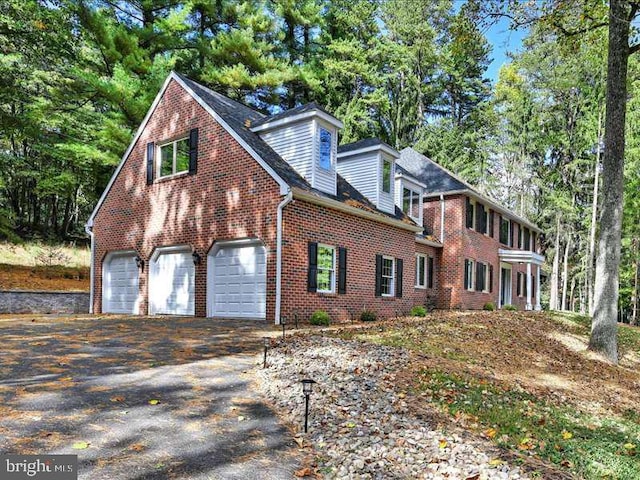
{"left": 103, "top": 253, "right": 139, "bottom": 314}
{"left": 149, "top": 250, "right": 195, "bottom": 315}
{"left": 209, "top": 243, "right": 266, "bottom": 319}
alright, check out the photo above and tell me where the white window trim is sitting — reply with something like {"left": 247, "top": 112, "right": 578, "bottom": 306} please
{"left": 481, "top": 262, "right": 490, "bottom": 293}
{"left": 415, "top": 254, "right": 427, "bottom": 289}
{"left": 317, "top": 127, "right": 334, "bottom": 171}
{"left": 403, "top": 186, "right": 421, "bottom": 222}
{"left": 157, "top": 137, "right": 189, "bottom": 179}
{"left": 466, "top": 259, "right": 475, "bottom": 291}
{"left": 381, "top": 255, "right": 395, "bottom": 297}
{"left": 316, "top": 244, "right": 336, "bottom": 294}
{"left": 484, "top": 208, "right": 491, "bottom": 236}
{"left": 468, "top": 198, "right": 476, "bottom": 230}
{"left": 382, "top": 158, "right": 392, "bottom": 194}
{"left": 500, "top": 217, "right": 511, "bottom": 246}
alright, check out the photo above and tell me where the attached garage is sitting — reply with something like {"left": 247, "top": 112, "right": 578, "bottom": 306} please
{"left": 207, "top": 241, "right": 267, "bottom": 319}
{"left": 102, "top": 251, "right": 140, "bottom": 314}
{"left": 149, "top": 246, "right": 195, "bottom": 315}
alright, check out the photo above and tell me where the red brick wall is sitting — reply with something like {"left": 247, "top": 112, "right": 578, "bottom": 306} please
{"left": 280, "top": 200, "right": 439, "bottom": 322}
{"left": 92, "top": 79, "right": 283, "bottom": 318}
{"left": 426, "top": 194, "right": 540, "bottom": 310}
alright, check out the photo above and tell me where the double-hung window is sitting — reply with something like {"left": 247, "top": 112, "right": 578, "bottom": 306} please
{"left": 158, "top": 137, "right": 190, "bottom": 178}
{"left": 316, "top": 245, "right": 335, "bottom": 293}
{"left": 318, "top": 128, "right": 332, "bottom": 171}
{"left": 500, "top": 217, "right": 511, "bottom": 246}
{"left": 415, "top": 254, "right": 426, "bottom": 288}
{"left": 464, "top": 259, "right": 475, "bottom": 291}
{"left": 381, "top": 256, "right": 395, "bottom": 296}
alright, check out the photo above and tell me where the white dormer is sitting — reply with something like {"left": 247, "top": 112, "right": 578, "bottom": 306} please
{"left": 395, "top": 171, "right": 425, "bottom": 226}
{"left": 250, "top": 104, "right": 343, "bottom": 196}
{"left": 336, "top": 139, "right": 398, "bottom": 215}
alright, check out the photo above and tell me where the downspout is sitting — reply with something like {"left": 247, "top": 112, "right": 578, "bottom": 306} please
{"left": 439, "top": 194, "right": 445, "bottom": 243}
{"left": 275, "top": 190, "right": 293, "bottom": 324}
{"left": 84, "top": 221, "right": 95, "bottom": 314}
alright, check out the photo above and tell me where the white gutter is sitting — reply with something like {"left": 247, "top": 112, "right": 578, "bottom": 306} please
{"left": 439, "top": 194, "right": 445, "bottom": 243}
{"left": 275, "top": 190, "right": 293, "bottom": 324}
{"left": 291, "top": 188, "right": 422, "bottom": 233}
{"left": 84, "top": 221, "right": 95, "bottom": 314}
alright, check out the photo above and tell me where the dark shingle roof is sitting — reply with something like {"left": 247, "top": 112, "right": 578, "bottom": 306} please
{"left": 397, "top": 148, "right": 471, "bottom": 194}
{"left": 176, "top": 73, "right": 412, "bottom": 224}
{"left": 337, "top": 138, "right": 396, "bottom": 154}
{"left": 251, "top": 102, "right": 337, "bottom": 128}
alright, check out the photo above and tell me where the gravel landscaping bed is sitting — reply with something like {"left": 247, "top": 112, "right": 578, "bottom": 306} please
{"left": 256, "top": 334, "right": 530, "bottom": 480}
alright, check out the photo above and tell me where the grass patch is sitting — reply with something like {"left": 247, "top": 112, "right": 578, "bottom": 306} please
{"left": 420, "top": 370, "right": 640, "bottom": 480}
{"left": 0, "top": 241, "right": 90, "bottom": 268}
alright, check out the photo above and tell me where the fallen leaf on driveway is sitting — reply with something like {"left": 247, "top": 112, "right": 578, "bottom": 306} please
{"left": 561, "top": 431, "right": 573, "bottom": 440}
{"left": 439, "top": 439, "right": 448, "bottom": 449}
{"left": 148, "top": 399, "right": 160, "bottom": 405}
{"left": 294, "top": 467, "right": 314, "bottom": 477}
{"left": 129, "top": 444, "right": 145, "bottom": 452}
{"left": 72, "top": 441, "right": 89, "bottom": 449}
{"left": 110, "top": 396, "right": 125, "bottom": 402}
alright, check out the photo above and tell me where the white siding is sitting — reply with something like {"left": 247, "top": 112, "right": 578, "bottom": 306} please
{"left": 259, "top": 120, "right": 314, "bottom": 181}
{"left": 336, "top": 151, "right": 378, "bottom": 204}
{"left": 377, "top": 154, "right": 395, "bottom": 215}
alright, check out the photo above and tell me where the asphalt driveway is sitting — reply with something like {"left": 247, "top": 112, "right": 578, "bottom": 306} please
{"left": 0, "top": 315, "right": 302, "bottom": 479}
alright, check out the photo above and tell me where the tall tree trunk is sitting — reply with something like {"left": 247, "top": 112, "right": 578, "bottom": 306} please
{"left": 561, "top": 235, "right": 571, "bottom": 311}
{"left": 589, "top": 0, "right": 631, "bottom": 363}
{"left": 588, "top": 107, "right": 603, "bottom": 316}
{"left": 550, "top": 215, "right": 561, "bottom": 310}
{"left": 632, "top": 238, "right": 639, "bottom": 326}
{"left": 569, "top": 275, "right": 576, "bottom": 312}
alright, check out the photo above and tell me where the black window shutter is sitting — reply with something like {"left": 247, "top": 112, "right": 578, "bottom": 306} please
{"left": 475, "top": 263, "right": 483, "bottom": 291}
{"left": 517, "top": 224, "right": 522, "bottom": 248}
{"left": 375, "top": 254, "right": 382, "bottom": 297}
{"left": 476, "top": 203, "right": 484, "bottom": 233}
{"left": 489, "top": 210, "right": 494, "bottom": 237}
{"left": 307, "top": 242, "right": 318, "bottom": 292}
{"left": 524, "top": 273, "right": 528, "bottom": 297}
{"left": 338, "top": 247, "right": 347, "bottom": 295}
{"left": 524, "top": 228, "right": 530, "bottom": 251}
{"left": 464, "top": 260, "right": 469, "bottom": 289}
{"left": 189, "top": 128, "right": 199, "bottom": 174}
{"left": 489, "top": 265, "right": 494, "bottom": 293}
{"left": 146, "top": 142, "right": 155, "bottom": 185}
{"left": 465, "top": 197, "right": 473, "bottom": 228}
{"left": 532, "top": 232, "right": 536, "bottom": 252}
{"left": 427, "top": 256, "right": 434, "bottom": 289}
{"left": 517, "top": 272, "right": 522, "bottom": 296}
{"left": 395, "top": 258, "right": 403, "bottom": 298}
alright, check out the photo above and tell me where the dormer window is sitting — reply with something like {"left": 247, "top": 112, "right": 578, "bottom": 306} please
{"left": 382, "top": 159, "right": 392, "bottom": 193}
{"left": 403, "top": 187, "right": 420, "bottom": 220}
{"left": 319, "top": 128, "right": 333, "bottom": 170}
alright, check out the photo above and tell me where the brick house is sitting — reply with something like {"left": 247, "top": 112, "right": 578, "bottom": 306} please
{"left": 397, "top": 148, "right": 544, "bottom": 311}
{"left": 86, "top": 72, "right": 541, "bottom": 323}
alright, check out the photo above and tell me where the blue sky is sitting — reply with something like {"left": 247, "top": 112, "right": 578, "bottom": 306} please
{"left": 483, "top": 16, "right": 528, "bottom": 84}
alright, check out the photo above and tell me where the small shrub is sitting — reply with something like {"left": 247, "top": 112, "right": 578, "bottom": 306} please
{"left": 360, "top": 310, "right": 377, "bottom": 322}
{"left": 502, "top": 304, "right": 517, "bottom": 311}
{"left": 483, "top": 302, "right": 496, "bottom": 311}
{"left": 309, "top": 310, "right": 331, "bottom": 326}
{"left": 410, "top": 305, "right": 427, "bottom": 317}
{"left": 35, "top": 245, "right": 72, "bottom": 267}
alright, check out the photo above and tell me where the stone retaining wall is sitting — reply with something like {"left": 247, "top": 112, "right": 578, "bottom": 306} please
{"left": 0, "top": 290, "right": 90, "bottom": 314}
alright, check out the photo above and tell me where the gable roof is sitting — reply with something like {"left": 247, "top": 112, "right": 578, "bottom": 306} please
{"left": 398, "top": 147, "right": 541, "bottom": 233}
{"left": 397, "top": 147, "right": 470, "bottom": 193}
{"left": 250, "top": 101, "right": 339, "bottom": 128}
{"left": 87, "top": 72, "right": 418, "bottom": 232}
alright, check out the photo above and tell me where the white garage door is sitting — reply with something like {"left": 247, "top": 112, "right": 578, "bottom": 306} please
{"left": 103, "top": 252, "right": 139, "bottom": 314}
{"left": 208, "top": 243, "right": 266, "bottom": 319}
{"left": 149, "top": 248, "right": 195, "bottom": 315}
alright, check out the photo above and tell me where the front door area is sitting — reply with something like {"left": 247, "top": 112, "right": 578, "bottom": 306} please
{"left": 500, "top": 263, "right": 512, "bottom": 308}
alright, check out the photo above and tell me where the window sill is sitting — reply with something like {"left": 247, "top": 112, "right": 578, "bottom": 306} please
{"left": 415, "top": 285, "right": 427, "bottom": 290}
{"left": 154, "top": 171, "right": 190, "bottom": 184}
{"left": 316, "top": 290, "right": 336, "bottom": 296}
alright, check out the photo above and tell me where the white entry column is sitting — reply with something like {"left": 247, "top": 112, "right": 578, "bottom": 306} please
{"left": 526, "top": 262, "right": 532, "bottom": 311}
{"left": 535, "top": 264, "right": 542, "bottom": 310}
